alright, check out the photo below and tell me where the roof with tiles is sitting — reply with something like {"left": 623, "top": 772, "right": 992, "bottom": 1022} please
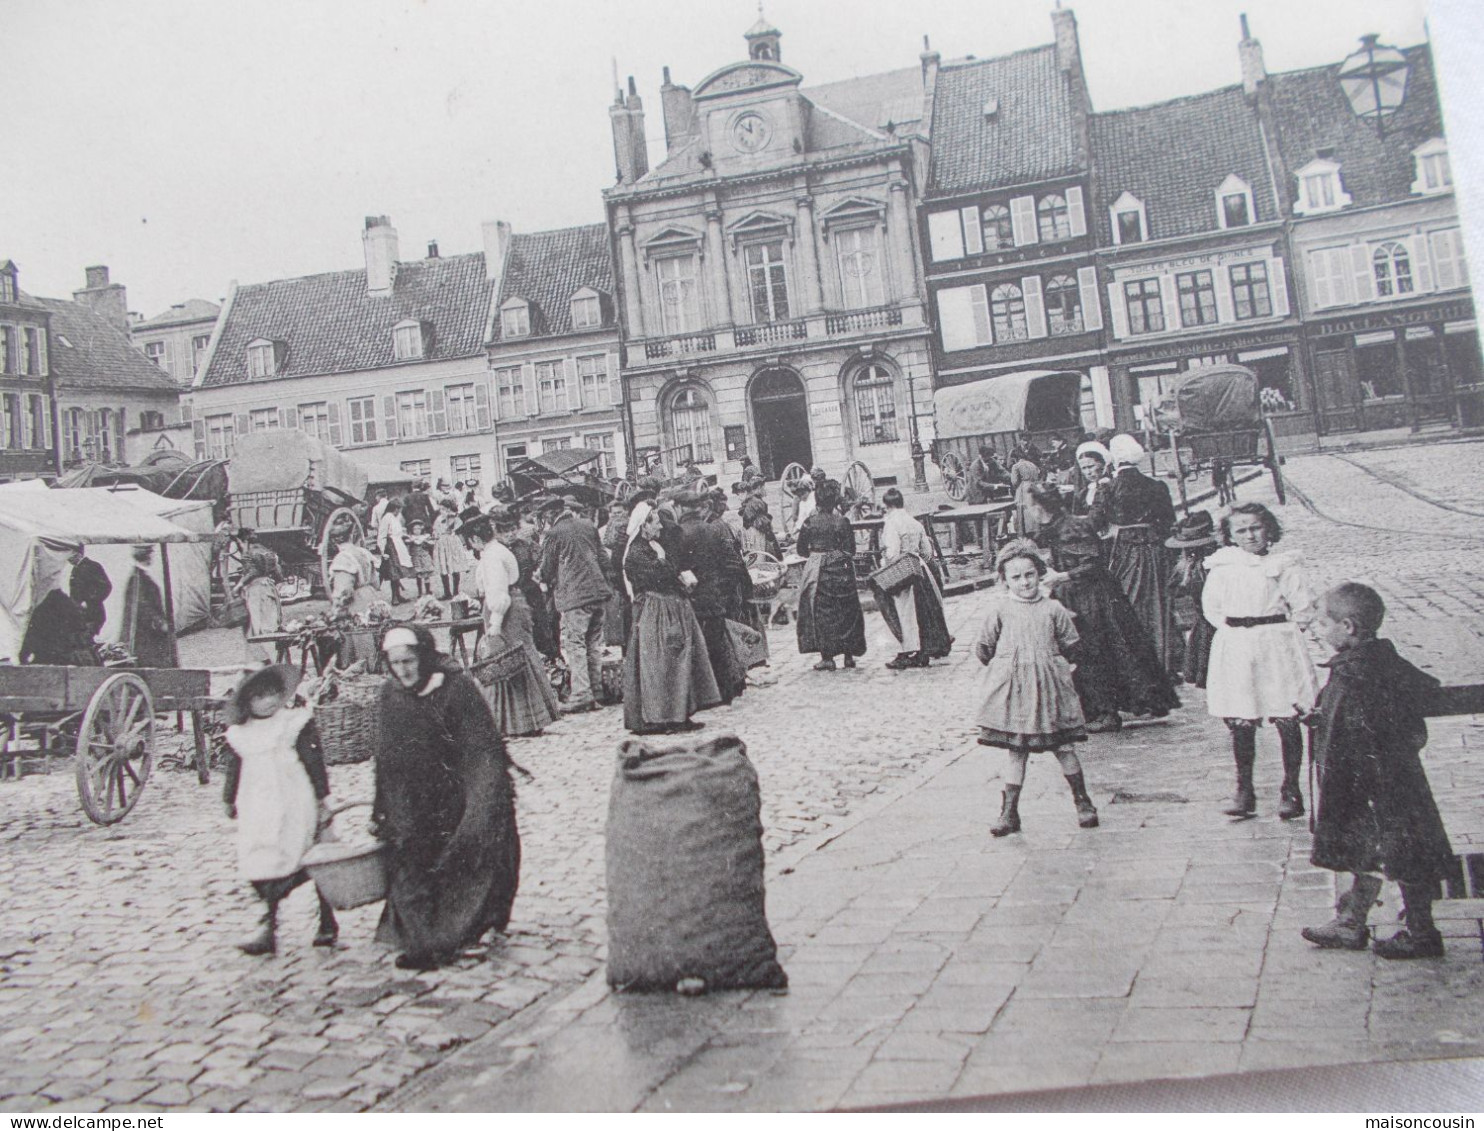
{"left": 135, "top": 298, "right": 220, "bottom": 331}
{"left": 1090, "top": 85, "right": 1277, "bottom": 243}
{"left": 1266, "top": 44, "right": 1443, "bottom": 210}
{"left": 198, "top": 251, "right": 493, "bottom": 388}
{"left": 490, "top": 223, "right": 615, "bottom": 342}
{"left": 928, "top": 44, "right": 1084, "bottom": 196}
{"left": 27, "top": 294, "right": 181, "bottom": 393}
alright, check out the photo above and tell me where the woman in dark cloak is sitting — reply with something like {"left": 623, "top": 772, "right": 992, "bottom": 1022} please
{"left": 795, "top": 478, "right": 867, "bottom": 671}
{"left": 372, "top": 625, "right": 520, "bottom": 970}
{"left": 123, "top": 545, "right": 174, "bottom": 667}
{"left": 1030, "top": 485, "right": 1180, "bottom": 731}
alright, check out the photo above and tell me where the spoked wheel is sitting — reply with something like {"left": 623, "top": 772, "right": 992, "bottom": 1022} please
{"left": 612, "top": 479, "right": 635, "bottom": 503}
{"left": 780, "top": 462, "right": 808, "bottom": 495}
{"left": 1263, "top": 417, "right": 1287, "bottom": 505}
{"left": 75, "top": 673, "right": 156, "bottom": 825}
{"left": 940, "top": 452, "right": 967, "bottom": 501}
{"left": 843, "top": 461, "right": 874, "bottom": 506}
{"left": 215, "top": 531, "right": 245, "bottom": 596}
{"left": 318, "top": 506, "right": 366, "bottom": 596}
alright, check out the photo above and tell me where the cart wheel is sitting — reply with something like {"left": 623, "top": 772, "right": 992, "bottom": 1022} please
{"left": 780, "top": 462, "right": 808, "bottom": 494}
{"left": 940, "top": 452, "right": 967, "bottom": 501}
{"left": 216, "top": 531, "right": 245, "bottom": 595}
{"left": 692, "top": 476, "right": 710, "bottom": 497}
{"left": 319, "top": 506, "right": 365, "bottom": 596}
{"left": 844, "top": 461, "right": 874, "bottom": 506}
{"left": 612, "top": 479, "right": 635, "bottom": 503}
{"left": 75, "top": 673, "right": 156, "bottom": 825}
{"left": 1263, "top": 418, "right": 1287, "bottom": 505}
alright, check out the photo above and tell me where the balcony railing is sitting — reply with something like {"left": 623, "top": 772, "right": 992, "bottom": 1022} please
{"left": 735, "top": 320, "right": 808, "bottom": 348}
{"left": 824, "top": 307, "right": 904, "bottom": 335}
{"left": 644, "top": 333, "right": 717, "bottom": 360}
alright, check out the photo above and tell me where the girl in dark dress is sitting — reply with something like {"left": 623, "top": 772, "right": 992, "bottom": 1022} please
{"left": 795, "top": 479, "right": 867, "bottom": 671}
{"left": 1166, "top": 512, "right": 1221, "bottom": 688}
{"left": 1029, "top": 486, "right": 1180, "bottom": 731}
{"left": 1091, "top": 434, "right": 1178, "bottom": 673}
{"left": 373, "top": 626, "right": 520, "bottom": 970}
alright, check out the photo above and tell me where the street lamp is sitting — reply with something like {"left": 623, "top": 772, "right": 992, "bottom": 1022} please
{"left": 905, "top": 367, "right": 928, "bottom": 492}
{"left": 1338, "top": 34, "right": 1410, "bottom": 139}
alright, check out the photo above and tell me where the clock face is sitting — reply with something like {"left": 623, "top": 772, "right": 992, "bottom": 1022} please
{"left": 732, "top": 112, "right": 772, "bottom": 153}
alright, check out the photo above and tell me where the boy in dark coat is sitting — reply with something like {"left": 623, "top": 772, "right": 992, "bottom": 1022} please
{"left": 1302, "top": 583, "right": 1454, "bottom": 959}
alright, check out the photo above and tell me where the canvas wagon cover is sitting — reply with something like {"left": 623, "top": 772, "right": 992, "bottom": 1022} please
{"left": 1167, "top": 365, "right": 1260, "bottom": 433}
{"left": 228, "top": 431, "right": 369, "bottom": 503}
{"left": 933, "top": 370, "right": 1082, "bottom": 440}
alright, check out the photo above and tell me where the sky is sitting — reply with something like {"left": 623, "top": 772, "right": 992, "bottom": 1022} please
{"left": 4, "top": 0, "right": 1481, "bottom": 318}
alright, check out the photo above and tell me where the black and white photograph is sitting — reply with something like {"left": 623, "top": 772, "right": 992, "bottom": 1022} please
{"left": 3, "top": 0, "right": 1484, "bottom": 1115}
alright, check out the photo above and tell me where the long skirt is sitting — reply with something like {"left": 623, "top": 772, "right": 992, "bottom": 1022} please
{"left": 433, "top": 533, "right": 467, "bottom": 580}
{"left": 525, "top": 583, "right": 559, "bottom": 660}
{"left": 1053, "top": 570, "right": 1180, "bottom": 720}
{"left": 796, "top": 552, "right": 867, "bottom": 659}
{"left": 242, "top": 577, "right": 282, "bottom": 662}
{"left": 697, "top": 613, "right": 745, "bottom": 705}
{"left": 623, "top": 592, "right": 722, "bottom": 733}
{"left": 1107, "top": 529, "right": 1176, "bottom": 673}
{"left": 869, "top": 557, "right": 952, "bottom": 659}
{"left": 475, "top": 591, "right": 560, "bottom": 737}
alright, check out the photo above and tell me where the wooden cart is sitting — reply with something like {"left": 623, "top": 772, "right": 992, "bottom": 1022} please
{"left": 1161, "top": 364, "right": 1286, "bottom": 506}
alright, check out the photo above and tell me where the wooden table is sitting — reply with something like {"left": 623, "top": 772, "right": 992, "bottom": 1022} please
{"left": 918, "top": 503, "right": 1014, "bottom": 578}
{"left": 250, "top": 616, "right": 486, "bottom": 673}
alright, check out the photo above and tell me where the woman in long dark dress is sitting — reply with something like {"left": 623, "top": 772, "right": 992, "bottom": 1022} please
{"left": 123, "top": 545, "right": 173, "bottom": 667}
{"left": 1090, "top": 434, "right": 1178, "bottom": 673}
{"left": 373, "top": 625, "right": 520, "bottom": 971}
{"left": 1029, "top": 485, "right": 1180, "bottom": 731}
{"left": 621, "top": 502, "right": 721, "bottom": 734}
{"left": 795, "top": 479, "right": 867, "bottom": 671}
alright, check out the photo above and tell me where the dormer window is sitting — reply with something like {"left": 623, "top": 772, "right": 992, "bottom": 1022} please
{"left": 246, "top": 339, "right": 279, "bottom": 379}
{"left": 1110, "top": 192, "right": 1147, "bottom": 245}
{"left": 1411, "top": 139, "right": 1452, "bottom": 195}
{"left": 0, "top": 266, "right": 15, "bottom": 305}
{"left": 1216, "top": 174, "right": 1255, "bottom": 229}
{"left": 393, "top": 319, "right": 430, "bottom": 361}
{"left": 1294, "top": 158, "right": 1351, "bottom": 216}
{"left": 500, "top": 299, "right": 530, "bottom": 338}
{"left": 570, "top": 289, "right": 602, "bottom": 330}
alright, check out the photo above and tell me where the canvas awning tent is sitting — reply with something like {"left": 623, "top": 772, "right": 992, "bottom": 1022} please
{"left": 0, "top": 482, "right": 212, "bottom": 663}
{"left": 1152, "top": 364, "right": 1260, "bottom": 433}
{"left": 228, "top": 431, "right": 368, "bottom": 503}
{"left": 933, "top": 370, "right": 1083, "bottom": 440}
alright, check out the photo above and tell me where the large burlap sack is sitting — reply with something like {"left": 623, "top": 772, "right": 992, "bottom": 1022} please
{"left": 605, "top": 734, "right": 788, "bottom": 992}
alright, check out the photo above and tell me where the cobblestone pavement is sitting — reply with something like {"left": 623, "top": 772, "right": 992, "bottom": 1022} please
{"left": 3, "top": 443, "right": 1481, "bottom": 1113}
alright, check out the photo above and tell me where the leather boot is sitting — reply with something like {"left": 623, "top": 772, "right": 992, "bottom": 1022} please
{"left": 238, "top": 900, "right": 278, "bottom": 956}
{"left": 1302, "top": 873, "right": 1381, "bottom": 950}
{"left": 1221, "top": 726, "right": 1257, "bottom": 817}
{"left": 313, "top": 894, "right": 340, "bottom": 948}
{"left": 990, "top": 784, "right": 1022, "bottom": 837}
{"left": 1277, "top": 720, "right": 1305, "bottom": 820}
{"left": 1374, "top": 883, "right": 1445, "bottom": 959}
{"left": 1066, "top": 772, "right": 1099, "bottom": 828}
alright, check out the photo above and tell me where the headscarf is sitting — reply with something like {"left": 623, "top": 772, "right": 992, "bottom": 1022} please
{"left": 1107, "top": 433, "right": 1146, "bottom": 468}
{"left": 622, "top": 501, "right": 664, "bottom": 599}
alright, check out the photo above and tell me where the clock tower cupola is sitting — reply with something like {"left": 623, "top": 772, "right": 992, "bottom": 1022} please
{"left": 745, "top": 9, "right": 782, "bottom": 62}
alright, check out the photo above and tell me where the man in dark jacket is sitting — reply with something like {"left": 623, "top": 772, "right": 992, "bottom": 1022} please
{"left": 1302, "top": 583, "right": 1454, "bottom": 960}
{"left": 402, "top": 480, "right": 436, "bottom": 533}
{"left": 538, "top": 495, "right": 612, "bottom": 713}
{"left": 677, "top": 492, "right": 751, "bottom": 705}
{"left": 67, "top": 544, "right": 112, "bottom": 638}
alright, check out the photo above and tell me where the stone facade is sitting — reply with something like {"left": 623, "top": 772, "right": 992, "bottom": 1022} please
{"left": 130, "top": 299, "right": 221, "bottom": 389}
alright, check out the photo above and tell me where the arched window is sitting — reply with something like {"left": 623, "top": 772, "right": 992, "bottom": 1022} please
{"left": 1037, "top": 194, "right": 1071, "bottom": 242}
{"left": 1372, "top": 241, "right": 1414, "bottom": 297}
{"left": 1044, "top": 275, "right": 1083, "bottom": 335}
{"left": 981, "top": 205, "right": 1014, "bottom": 251}
{"left": 667, "top": 386, "right": 713, "bottom": 463}
{"left": 990, "top": 283, "right": 1028, "bottom": 341}
{"left": 853, "top": 364, "right": 898, "bottom": 444}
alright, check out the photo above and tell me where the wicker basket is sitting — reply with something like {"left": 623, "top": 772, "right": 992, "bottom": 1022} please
{"left": 316, "top": 680, "right": 383, "bottom": 765}
{"left": 303, "top": 806, "right": 386, "bottom": 909}
{"left": 470, "top": 644, "right": 530, "bottom": 686}
{"left": 868, "top": 554, "right": 920, "bottom": 596}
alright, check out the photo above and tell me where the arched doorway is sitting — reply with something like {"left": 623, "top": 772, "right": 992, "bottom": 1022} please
{"left": 750, "top": 367, "right": 812, "bottom": 480}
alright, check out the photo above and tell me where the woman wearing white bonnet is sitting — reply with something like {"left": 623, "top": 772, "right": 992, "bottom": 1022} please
{"left": 1090, "top": 433, "right": 1179, "bottom": 674}
{"left": 1072, "top": 440, "right": 1112, "bottom": 518}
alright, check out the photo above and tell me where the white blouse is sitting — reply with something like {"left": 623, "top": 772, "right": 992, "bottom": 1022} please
{"left": 472, "top": 540, "right": 520, "bottom": 636}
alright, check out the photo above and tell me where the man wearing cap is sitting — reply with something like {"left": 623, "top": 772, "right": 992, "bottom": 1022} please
{"left": 538, "top": 495, "right": 612, "bottom": 713}
{"left": 67, "top": 544, "right": 112, "bottom": 639}
{"left": 676, "top": 491, "right": 750, "bottom": 705}
{"left": 710, "top": 487, "right": 744, "bottom": 547}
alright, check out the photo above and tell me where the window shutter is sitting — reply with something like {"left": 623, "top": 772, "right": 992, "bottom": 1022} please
{"left": 474, "top": 380, "right": 492, "bottom": 431}
{"left": 1065, "top": 186, "right": 1087, "bottom": 238}
{"left": 1308, "top": 251, "right": 1333, "bottom": 309}
{"left": 382, "top": 395, "right": 398, "bottom": 440}
{"left": 41, "top": 395, "right": 53, "bottom": 451}
{"left": 192, "top": 419, "right": 207, "bottom": 460}
{"left": 1410, "top": 236, "right": 1433, "bottom": 293}
{"left": 927, "top": 211, "right": 966, "bottom": 261}
{"left": 1350, "top": 244, "right": 1376, "bottom": 303}
{"left": 1077, "top": 266, "right": 1103, "bottom": 331}
{"left": 21, "top": 397, "right": 34, "bottom": 448}
{"left": 327, "top": 401, "right": 342, "bottom": 447}
{"left": 37, "top": 330, "right": 48, "bottom": 376}
{"left": 1270, "top": 257, "right": 1290, "bottom": 318}
{"left": 960, "top": 207, "right": 983, "bottom": 255}
{"left": 234, "top": 412, "right": 250, "bottom": 438}
{"left": 180, "top": 399, "right": 193, "bottom": 422}
{"left": 1214, "top": 266, "right": 1236, "bottom": 323}
{"left": 1010, "top": 196, "right": 1038, "bottom": 246}
{"left": 1106, "top": 283, "right": 1129, "bottom": 340}
{"left": 970, "top": 285, "right": 992, "bottom": 345}
{"left": 937, "top": 285, "right": 987, "bottom": 352}
{"left": 566, "top": 357, "right": 580, "bottom": 409}
{"left": 608, "top": 352, "right": 622, "bottom": 406}
{"left": 522, "top": 362, "right": 538, "bottom": 416}
{"left": 428, "top": 388, "right": 447, "bottom": 434}
{"left": 1159, "top": 274, "right": 1180, "bottom": 331}
{"left": 1022, "top": 276, "right": 1047, "bottom": 339}
{"left": 1431, "top": 230, "right": 1461, "bottom": 291}
{"left": 281, "top": 407, "right": 297, "bottom": 431}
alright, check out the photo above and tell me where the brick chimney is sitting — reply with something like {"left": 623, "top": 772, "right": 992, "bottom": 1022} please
{"left": 610, "top": 76, "right": 649, "bottom": 185}
{"left": 660, "top": 66, "right": 697, "bottom": 153}
{"left": 1051, "top": 6, "right": 1082, "bottom": 77}
{"left": 72, "top": 265, "right": 129, "bottom": 331}
{"left": 427, "top": 240, "right": 439, "bottom": 259}
{"left": 1239, "top": 14, "right": 1267, "bottom": 99}
{"left": 363, "top": 216, "right": 399, "bottom": 296}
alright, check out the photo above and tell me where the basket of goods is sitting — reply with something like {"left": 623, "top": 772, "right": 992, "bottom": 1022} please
{"left": 302, "top": 802, "right": 386, "bottom": 909}
{"left": 469, "top": 643, "right": 531, "bottom": 687}
{"left": 302, "top": 669, "right": 384, "bottom": 765}
{"left": 868, "top": 553, "right": 920, "bottom": 597}
{"left": 415, "top": 595, "right": 445, "bottom": 622}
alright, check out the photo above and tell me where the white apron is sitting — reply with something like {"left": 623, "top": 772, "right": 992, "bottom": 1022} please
{"left": 227, "top": 708, "right": 318, "bottom": 881}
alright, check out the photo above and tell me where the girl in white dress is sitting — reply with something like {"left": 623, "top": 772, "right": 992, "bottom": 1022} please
{"left": 1202, "top": 503, "right": 1320, "bottom": 820}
